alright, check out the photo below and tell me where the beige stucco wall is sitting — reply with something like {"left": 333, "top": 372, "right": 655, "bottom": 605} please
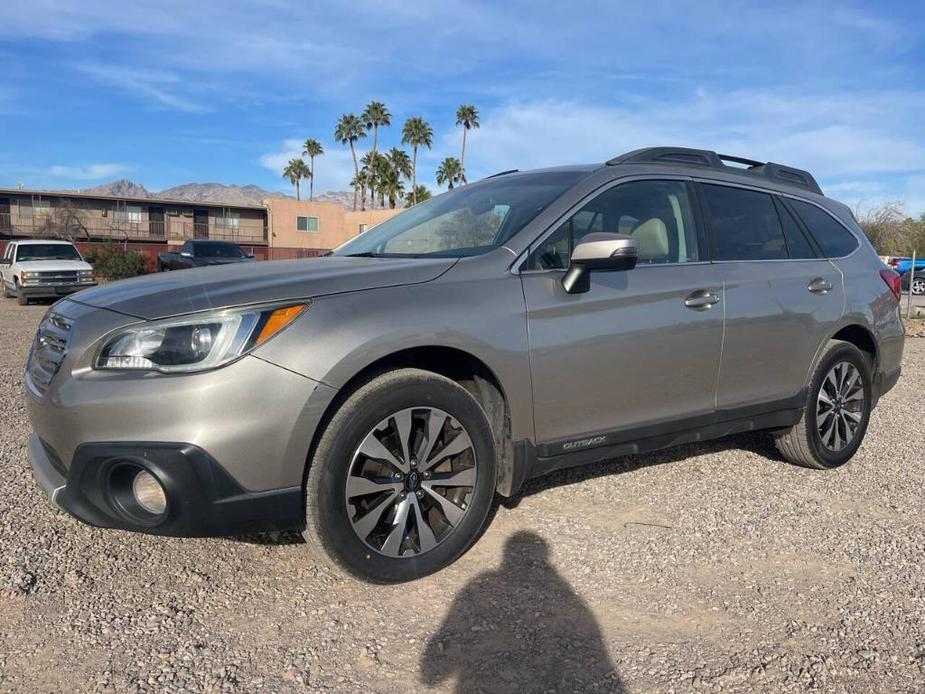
{"left": 266, "top": 199, "right": 401, "bottom": 250}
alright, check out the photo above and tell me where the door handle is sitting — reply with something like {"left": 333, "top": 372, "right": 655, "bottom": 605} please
{"left": 808, "top": 278, "right": 833, "bottom": 294}
{"left": 684, "top": 289, "right": 720, "bottom": 310}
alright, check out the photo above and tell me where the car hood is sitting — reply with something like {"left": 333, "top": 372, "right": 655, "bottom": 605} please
{"left": 69, "top": 256, "right": 457, "bottom": 319}
{"left": 16, "top": 260, "right": 93, "bottom": 272}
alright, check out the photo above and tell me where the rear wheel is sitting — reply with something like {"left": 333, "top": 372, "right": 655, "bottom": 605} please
{"left": 773, "top": 340, "right": 872, "bottom": 469}
{"left": 912, "top": 277, "right": 925, "bottom": 295}
{"left": 303, "top": 369, "right": 498, "bottom": 582}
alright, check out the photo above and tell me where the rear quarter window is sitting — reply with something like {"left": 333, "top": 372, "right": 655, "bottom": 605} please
{"left": 789, "top": 199, "right": 859, "bottom": 258}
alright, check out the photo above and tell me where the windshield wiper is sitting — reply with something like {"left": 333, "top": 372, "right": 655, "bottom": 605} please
{"left": 342, "top": 252, "right": 386, "bottom": 257}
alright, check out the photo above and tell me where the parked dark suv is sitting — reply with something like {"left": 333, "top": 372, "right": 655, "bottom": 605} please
{"left": 25, "top": 147, "right": 904, "bottom": 582}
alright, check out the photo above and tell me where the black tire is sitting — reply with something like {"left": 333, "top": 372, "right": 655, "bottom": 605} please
{"left": 2, "top": 282, "right": 12, "bottom": 299}
{"left": 15, "top": 281, "right": 28, "bottom": 306}
{"left": 773, "top": 340, "right": 872, "bottom": 469}
{"left": 302, "top": 368, "right": 498, "bottom": 583}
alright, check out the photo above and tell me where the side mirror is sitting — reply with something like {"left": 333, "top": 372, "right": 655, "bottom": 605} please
{"left": 0, "top": 257, "right": 10, "bottom": 266}
{"left": 562, "top": 233, "right": 638, "bottom": 294}
{"left": 180, "top": 251, "right": 193, "bottom": 258}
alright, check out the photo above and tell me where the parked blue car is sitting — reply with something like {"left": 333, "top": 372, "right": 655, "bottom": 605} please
{"left": 889, "top": 256, "right": 925, "bottom": 275}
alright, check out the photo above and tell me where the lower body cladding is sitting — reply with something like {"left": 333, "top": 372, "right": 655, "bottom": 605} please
{"left": 28, "top": 436, "right": 302, "bottom": 536}
{"left": 26, "top": 354, "right": 337, "bottom": 537}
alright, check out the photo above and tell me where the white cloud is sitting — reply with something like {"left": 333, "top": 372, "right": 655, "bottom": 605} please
{"left": 76, "top": 64, "right": 207, "bottom": 113}
{"left": 258, "top": 139, "right": 360, "bottom": 196}
{"left": 447, "top": 90, "right": 925, "bottom": 214}
{"left": 48, "top": 163, "right": 128, "bottom": 180}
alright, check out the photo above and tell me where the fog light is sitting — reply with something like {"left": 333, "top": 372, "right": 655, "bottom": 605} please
{"left": 132, "top": 470, "right": 167, "bottom": 515}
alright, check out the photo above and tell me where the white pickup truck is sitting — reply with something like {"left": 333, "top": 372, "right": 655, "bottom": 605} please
{"left": 1, "top": 239, "right": 96, "bottom": 305}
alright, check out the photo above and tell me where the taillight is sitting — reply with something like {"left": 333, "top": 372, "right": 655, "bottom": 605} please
{"left": 880, "top": 268, "right": 901, "bottom": 301}
{"left": 889, "top": 258, "right": 899, "bottom": 267}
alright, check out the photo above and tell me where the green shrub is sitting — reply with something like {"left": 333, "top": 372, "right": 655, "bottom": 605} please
{"left": 91, "top": 244, "right": 148, "bottom": 280}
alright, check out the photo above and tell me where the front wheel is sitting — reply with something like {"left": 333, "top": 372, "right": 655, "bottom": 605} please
{"left": 15, "top": 280, "right": 28, "bottom": 306}
{"left": 303, "top": 369, "right": 498, "bottom": 582}
{"left": 773, "top": 340, "right": 872, "bottom": 469}
{"left": 912, "top": 277, "right": 925, "bottom": 295}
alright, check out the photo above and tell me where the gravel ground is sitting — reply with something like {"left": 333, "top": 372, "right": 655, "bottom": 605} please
{"left": 1, "top": 299, "right": 924, "bottom": 693}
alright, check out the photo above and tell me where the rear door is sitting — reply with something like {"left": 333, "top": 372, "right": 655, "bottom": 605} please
{"left": 700, "top": 182, "right": 844, "bottom": 410}
{"left": 521, "top": 178, "right": 724, "bottom": 446}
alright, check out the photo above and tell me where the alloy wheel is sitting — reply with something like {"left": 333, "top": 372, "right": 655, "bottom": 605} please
{"left": 344, "top": 407, "right": 477, "bottom": 558}
{"left": 912, "top": 278, "right": 925, "bottom": 295}
{"left": 816, "top": 361, "right": 865, "bottom": 452}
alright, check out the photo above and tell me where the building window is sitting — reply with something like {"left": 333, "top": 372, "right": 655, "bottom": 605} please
{"left": 358, "top": 223, "right": 367, "bottom": 234}
{"left": 18, "top": 197, "right": 49, "bottom": 218}
{"left": 215, "top": 211, "right": 240, "bottom": 229}
{"left": 114, "top": 204, "right": 143, "bottom": 224}
{"left": 297, "top": 216, "right": 319, "bottom": 232}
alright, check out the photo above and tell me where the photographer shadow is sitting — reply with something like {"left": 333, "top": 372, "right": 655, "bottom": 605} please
{"left": 421, "top": 530, "right": 624, "bottom": 693}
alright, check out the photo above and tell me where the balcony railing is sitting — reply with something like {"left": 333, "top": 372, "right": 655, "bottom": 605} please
{"left": 0, "top": 213, "right": 267, "bottom": 244}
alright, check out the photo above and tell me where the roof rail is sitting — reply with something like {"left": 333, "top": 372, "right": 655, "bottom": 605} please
{"left": 606, "top": 146, "right": 823, "bottom": 195}
{"left": 485, "top": 169, "right": 519, "bottom": 178}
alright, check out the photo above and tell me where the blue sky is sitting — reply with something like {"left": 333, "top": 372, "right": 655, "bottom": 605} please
{"left": 1, "top": 0, "right": 923, "bottom": 213}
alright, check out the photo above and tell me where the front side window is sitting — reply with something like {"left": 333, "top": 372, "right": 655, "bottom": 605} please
{"left": 789, "top": 199, "right": 859, "bottom": 258}
{"left": 703, "top": 184, "right": 787, "bottom": 261}
{"left": 195, "top": 242, "right": 245, "bottom": 258}
{"left": 529, "top": 180, "right": 701, "bottom": 270}
{"left": 16, "top": 244, "right": 82, "bottom": 261}
{"left": 333, "top": 171, "right": 587, "bottom": 258}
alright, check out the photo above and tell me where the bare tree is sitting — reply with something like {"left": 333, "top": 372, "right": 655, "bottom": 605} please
{"left": 854, "top": 200, "right": 925, "bottom": 257}
{"left": 37, "top": 200, "right": 89, "bottom": 242}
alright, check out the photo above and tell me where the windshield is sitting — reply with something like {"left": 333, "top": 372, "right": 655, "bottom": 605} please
{"left": 197, "top": 242, "right": 246, "bottom": 258}
{"left": 16, "top": 244, "right": 82, "bottom": 262}
{"left": 333, "top": 171, "right": 587, "bottom": 258}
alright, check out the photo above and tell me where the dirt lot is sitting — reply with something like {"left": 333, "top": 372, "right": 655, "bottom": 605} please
{"left": 1, "top": 298, "right": 923, "bottom": 693}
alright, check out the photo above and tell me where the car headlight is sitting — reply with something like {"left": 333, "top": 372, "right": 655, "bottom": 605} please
{"left": 78, "top": 270, "right": 95, "bottom": 283}
{"left": 95, "top": 303, "right": 307, "bottom": 373}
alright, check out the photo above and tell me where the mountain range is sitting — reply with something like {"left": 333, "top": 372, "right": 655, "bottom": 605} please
{"left": 71, "top": 179, "right": 358, "bottom": 209}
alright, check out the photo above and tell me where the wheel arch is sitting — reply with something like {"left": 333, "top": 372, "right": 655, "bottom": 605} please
{"left": 303, "top": 345, "right": 520, "bottom": 498}
{"left": 830, "top": 323, "right": 878, "bottom": 370}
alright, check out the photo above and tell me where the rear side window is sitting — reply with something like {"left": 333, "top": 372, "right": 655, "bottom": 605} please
{"left": 774, "top": 198, "right": 816, "bottom": 259}
{"left": 702, "top": 184, "right": 787, "bottom": 261}
{"left": 789, "top": 199, "right": 859, "bottom": 258}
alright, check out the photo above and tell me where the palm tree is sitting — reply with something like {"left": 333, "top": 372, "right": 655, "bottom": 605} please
{"left": 387, "top": 148, "right": 412, "bottom": 182}
{"left": 401, "top": 116, "right": 433, "bottom": 205}
{"left": 436, "top": 157, "right": 463, "bottom": 190}
{"left": 378, "top": 166, "right": 405, "bottom": 209}
{"left": 361, "top": 101, "right": 391, "bottom": 211}
{"left": 302, "top": 138, "right": 324, "bottom": 201}
{"left": 455, "top": 105, "right": 479, "bottom": 183}
{"left": 334, "top": 113, "right": 366, "bottom": 210}
{"left": 404, "top": 185, "right": 432, "bottom": 207}
{"left": 282, "top": 158, "right": 309, "bottom": 200}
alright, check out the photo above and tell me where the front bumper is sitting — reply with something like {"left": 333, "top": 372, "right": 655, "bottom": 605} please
{"left": 27, "top": 434, "right": 302, "bottom": 536}
{"left": 19, "top": 282, "right": 96, "bottom": 298}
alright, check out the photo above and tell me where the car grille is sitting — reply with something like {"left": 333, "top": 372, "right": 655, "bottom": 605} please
{"left": 27, "top": 313, "right": 74, "bottom": 395}
{"left": 26, "top": 271, "right": 79, "bottom": 285}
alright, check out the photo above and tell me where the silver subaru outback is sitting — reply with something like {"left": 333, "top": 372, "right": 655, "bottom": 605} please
{"left": 25, "top": 147, "right": 904, "bottom": 582}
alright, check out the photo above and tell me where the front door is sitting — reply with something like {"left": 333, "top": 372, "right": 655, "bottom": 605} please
{"left": 148, "top": 207, "right": 165, "bottom": 239}
{"left": 698, "top": 182, "right": 845, "bottom": 409}
{"left": 521, "top": 179, "right": 724, "bottom": 446}
{"left": 0, "top": 198, "right": 10, "bottom": 232}
{"left": 193, "top": 209, "right": 209, "bottom": 239}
